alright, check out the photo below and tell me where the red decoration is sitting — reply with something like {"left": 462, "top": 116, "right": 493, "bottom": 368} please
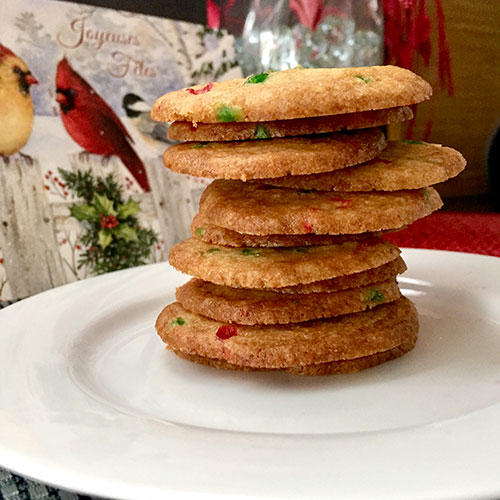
{"left": 289, "top": 0, "right": 345, "bottom": 31}
{"left": 383, "top": 0, "right": 453, "bottom": 96}
{"left": 330, "top": 197, "right": 352, "bottom": 208}
{"left": 206, "top": 0, "right": 221, "bottom": 29}
{"left": 186, "top": 82, "right": 214, "bottom": 95}
{"left": 301, "top": 220, "right": 313, "bottom": 233}
{"left": 216, "top": 325, "right": 238, "bottom": 339}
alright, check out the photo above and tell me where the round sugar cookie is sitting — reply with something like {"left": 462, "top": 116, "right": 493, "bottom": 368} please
{"left": 258, "top": 141, "right": 466, "bottom": 191}
{"left": 168, "top": 237, "right": 400, "bottom": 288}
{"left": 176, "top": 278, "right": 401, "bottom": 325}
{"left": 172, "top": 336, "right": 417, "bottom": 375}
{"left": 163, "top": 128, "right": 386, "bottom": 181}
{"left": 191, "top": 213, "right": 383, "bottom": 247}
{"left": 155, "top": 297, "right": 419, "bottom": 369}
{"left": 198, "top": 180, "right": 443, "bottom": 235}
{"left": 151, "top": 66, "right": 432, "bottom": 124}
{"left": 167, "top": 106, "right": 413, "bottom": 142}
{"left": 275, "top": 256, "right": 407, "bottom": 294}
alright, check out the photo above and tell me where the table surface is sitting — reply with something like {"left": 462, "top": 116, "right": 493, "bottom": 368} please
{"left": 1, "top": 210, "right": 499, "bottom": 500}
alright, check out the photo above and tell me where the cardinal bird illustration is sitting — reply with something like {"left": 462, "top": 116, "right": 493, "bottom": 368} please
{"left": 122, "top": 93, "right": 176, "bottom": 148}
{"left": 0, "top": 44, "right": 38, "bottom": 156}
{"left": 56, "top": 57, "right": 150, "bottom": 191}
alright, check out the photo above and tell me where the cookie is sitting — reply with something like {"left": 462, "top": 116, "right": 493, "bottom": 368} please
{"left": 258, "top": 141, "right": 466, "bottom": 191}
{"left": 151, "top": 66, "right": 432, "bottom": 124}
{"left": 163, "top": 128, "right": 386, "bottom": 181}
{"left": 155, "top": 296, "right": 419, "bottom": 369}
{"left": 167, "top": 106, "right": 413, "bottom": 142}
{"left": 198, "top": 180, "right": 443, "bottom": 235}
{"left": 176, "top": 278, "right": 401, "bottom": 325}
{"left": 172, "top": 336, "right": 417, "bottom": 375}
{"left": 169, "top": 237, "right": 400, "bottom": 288}
{"left": 191, "top": 213, "right": 384, "bottom": 247}
{"left": 276, "top": 256, "right": 407, "bottom": 294}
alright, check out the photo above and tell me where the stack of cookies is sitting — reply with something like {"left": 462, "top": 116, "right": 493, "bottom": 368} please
{"left": 151, "top": 66, "right": 465, "bottom": 375}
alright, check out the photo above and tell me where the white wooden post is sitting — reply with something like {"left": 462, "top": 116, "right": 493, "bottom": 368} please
{"left": 0, "top": 156, "right": 65, "bottom": 298}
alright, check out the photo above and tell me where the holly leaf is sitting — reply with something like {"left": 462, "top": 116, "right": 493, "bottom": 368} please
{"left": 114, "top": 224, "right": 138, "bottom": 242}
{"left": 117, "top": 200, "right": 139, "bottom": 219}
{"left": 92, "top": 193, "right": 117, "bottom": 216}
{"left": 70, "top": 204, "right": 98, "bottom": 221}
{"left": 98, "top": 229, "right": 113, "bottom": 249}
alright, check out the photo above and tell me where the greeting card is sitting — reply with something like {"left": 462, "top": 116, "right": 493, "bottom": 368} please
{"left": 0, "top": 0, "right": 241, "bottom": 300}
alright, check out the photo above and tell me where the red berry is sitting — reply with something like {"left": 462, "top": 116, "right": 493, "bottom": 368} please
{"left": 100, "top": 215, "right": 119, "bottom": 229}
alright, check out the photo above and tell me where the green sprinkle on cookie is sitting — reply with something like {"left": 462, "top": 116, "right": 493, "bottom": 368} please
{"left": 195, "top": 227, "right": 205, "bottom": 236}
{"left": 365, "top": 289, "right": 384, "bottom": 303}
{"left": 206, "top": 247, "right": 221, "bottom": 253}
{"left": 403, "top": 139, "right": 424, "bottom": 145}
{"left": 241, "top": 248, "right": 261, "bottom": 256}
{"left": 192, "top": 142, "right": 208, "bottom": 149}
{"left": 216, "top": 104, "right": 243, "bottom": 122}
{"left": 170, "top": 317, "right": 185, "bottom": 327}
{"left": 253, "top": 124, "right": 271, "bottom": 139}
{"left": 245, "top": 72, "right": 270, "bottom": 84}
{"left": 355, "top": 75, "right": 372, "bottom": 83}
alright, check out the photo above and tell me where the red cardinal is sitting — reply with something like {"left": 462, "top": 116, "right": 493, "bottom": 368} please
{"left": 55, "top": 57, "right": 150, "bottom": 191}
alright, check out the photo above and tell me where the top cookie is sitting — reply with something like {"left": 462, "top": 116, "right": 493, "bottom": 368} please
{"left": 152, "top": 66, "right": 432, "bottom": 124}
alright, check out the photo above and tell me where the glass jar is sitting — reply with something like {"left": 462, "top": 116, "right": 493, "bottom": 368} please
{"left": 218, "top": 0, "right": 383, "bottom": 75}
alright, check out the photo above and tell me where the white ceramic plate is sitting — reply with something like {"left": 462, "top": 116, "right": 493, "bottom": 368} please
{"left": 1, "top": 249, "right": 500, "bottom": 500}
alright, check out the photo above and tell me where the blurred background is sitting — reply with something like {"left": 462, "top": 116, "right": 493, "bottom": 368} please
{"left": 71, "top": 0, "right": 500, "bottom": 212}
